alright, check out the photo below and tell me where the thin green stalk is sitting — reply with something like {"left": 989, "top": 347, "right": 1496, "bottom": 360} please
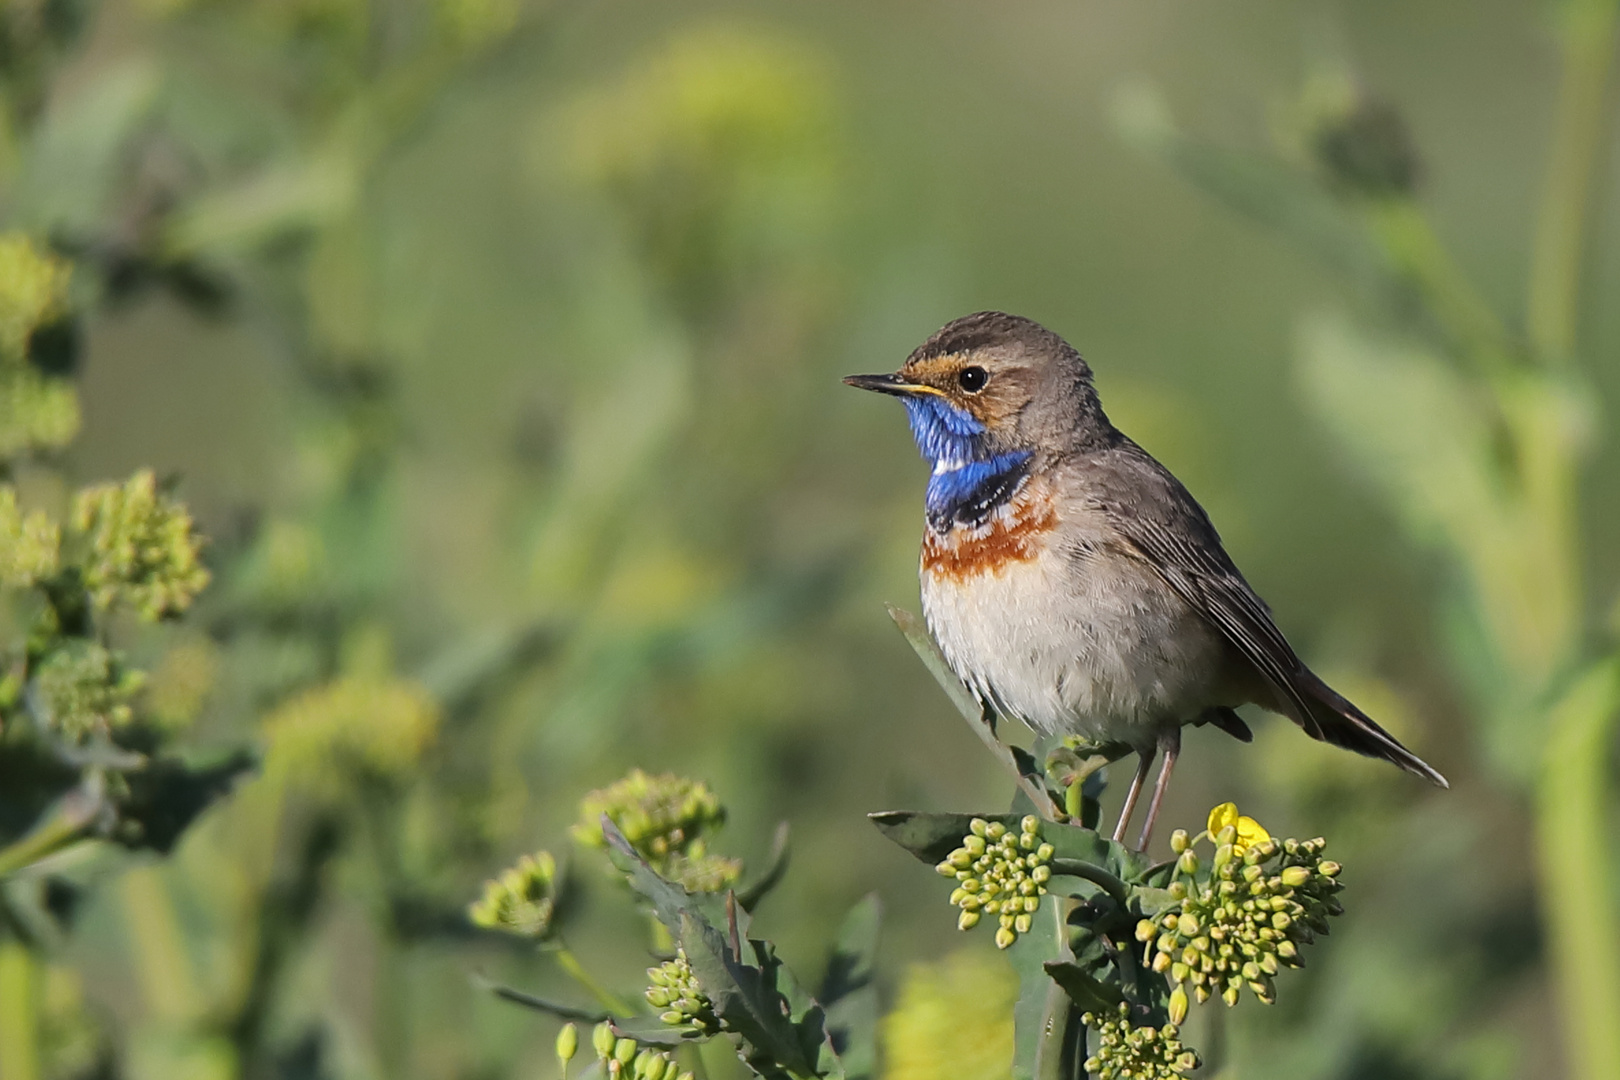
{"left": 0, "top": 782, "right": 102, "bottom": 879}
{"left": 0, "top": 940, "right": 41, "bottom": 1080}
{"left": 551, "top": 944, "right": 636, "bottom": 1017}
{"left": 1528, "top": 0, "right": 1620, "bottom": 364}
{"left": 120, "top": 867, "right": 200, "bottom": 1022}
{"left": 1534, "top": 658, "right": 1620, "bottom": 1080}
{"left": 1362, "top": 198, "right": 1515, "bottom": 375}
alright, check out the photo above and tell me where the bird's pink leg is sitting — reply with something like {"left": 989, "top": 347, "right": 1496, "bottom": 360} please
{"left": 1136, "top": 727, "right": 1182, "bottom": 852}
{"left": 1111, "top": 750, "right": 1155, "bottom": 843}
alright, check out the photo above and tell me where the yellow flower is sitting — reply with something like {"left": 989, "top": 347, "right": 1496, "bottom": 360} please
{"left": 1206, "top": 802, "right": 1271, "bottom": 855}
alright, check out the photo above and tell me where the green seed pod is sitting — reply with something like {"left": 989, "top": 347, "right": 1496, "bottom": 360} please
{"left": 557, "top": 1024, "right": 579, "bottom": 1065}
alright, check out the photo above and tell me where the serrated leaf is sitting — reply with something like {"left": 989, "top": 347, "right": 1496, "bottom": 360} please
{"left": 678, "top": 915, "right": 824, "bottom": 1079}
{"left": 601, "top": 817, "right": 740, "bottom": 937}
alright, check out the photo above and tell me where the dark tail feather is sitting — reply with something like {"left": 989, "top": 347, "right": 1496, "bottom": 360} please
{"left": 1198, "top": 706, "right": 1253, "bottom": 743}
{"left": 1295, "top": 671, "right": 1448, "bottom": 788}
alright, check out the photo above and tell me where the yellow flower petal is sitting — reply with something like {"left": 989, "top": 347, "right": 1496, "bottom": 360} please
{"left": 1207, "top": 802, "right": 1239, "bottom": 837}
{"left": 1234, "top": 815, "right": 1271, "bottom": 852}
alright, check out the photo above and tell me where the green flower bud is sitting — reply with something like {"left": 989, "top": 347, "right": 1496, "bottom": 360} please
{"left": 614, "top": 1039, "right": 637, "bottom": 1066}
{"left": 593, "top": 1023, "right": 616, "bottom": 1060}
{"left": 557, "top": 1024, "right": 579, "bottom": 1065}
{"left": 995, "top": 926, "right": 1016, "bottom": 949}
{"left": 1280, "top": 866, "right": 1311, "bottom": 888}
{"left": 1169, "top": 829, "right": 1190, "bottom": 854}
{"left": 469, "top": 851, "right": 560, "bottom": 940}
{"left": 1136, "top": 919, "right": 1158, "bottom": 942}
{"left": 959, "top": 910, "right": 980, "bottom": 930}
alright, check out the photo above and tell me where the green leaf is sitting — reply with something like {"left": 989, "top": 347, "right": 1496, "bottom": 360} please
{"left": 609, "top": 1015, "right": 692, "bottom": 1047}
{"left": 471, "top": 977, "right": 608, "bottom": 1023}
{"left": 868, "top": 811, "right": 1021, "bottom": 865}
{"left": 678, "top": 915, "right": 830, "bottom": 1079}
{"left": 601, "top": 816, "right": 739, "bottom": 936}
{"left": 1007, "top": 894, "right": 1071, "bottom": 1080}
{"left": 116, "top": 748, "right": 258, "bottom": 854}
{"left": 1042, "top": 960, "right": 1122, "bottom": 1015}
{"left": 822, "top": 896, "right": 880, "bottom": 1080}
{"left": 735, "top": 822, "right": 791, "bottom": 912}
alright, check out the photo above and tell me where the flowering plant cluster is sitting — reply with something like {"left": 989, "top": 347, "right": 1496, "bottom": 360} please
{"left": 469, "top": 623, "right": 1356, "bottom": 1080}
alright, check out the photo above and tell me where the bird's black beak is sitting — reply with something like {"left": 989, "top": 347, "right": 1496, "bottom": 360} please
{"left": 842, "top": 372, "right": 940, "bottom": 397}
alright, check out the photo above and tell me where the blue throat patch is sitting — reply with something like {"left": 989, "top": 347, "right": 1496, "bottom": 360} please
{"left": 903, "top": 396, "right": 1031, "bottom": 528}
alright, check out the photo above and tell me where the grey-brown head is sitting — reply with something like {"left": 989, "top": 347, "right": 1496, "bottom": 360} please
{"left": 844, "top": 312, "right": 1116, "bottom": 464}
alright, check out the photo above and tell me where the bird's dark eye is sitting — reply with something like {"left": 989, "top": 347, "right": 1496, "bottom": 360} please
{"left": 957, "top": 366, "right": 988, "bottom": 393}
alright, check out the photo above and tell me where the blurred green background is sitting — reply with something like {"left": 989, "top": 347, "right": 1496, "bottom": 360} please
{"left": 4, "top": 0, "right": 1619, "bottom": 1077}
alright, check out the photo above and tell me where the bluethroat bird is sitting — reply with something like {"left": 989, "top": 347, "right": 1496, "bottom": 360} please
{"left": 847, "top": 312, "right": 1446, "bottom": 850}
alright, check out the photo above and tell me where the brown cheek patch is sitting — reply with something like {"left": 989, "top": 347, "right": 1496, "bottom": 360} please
{"left": 922, "top": 488, "right": 1058, "bottom": 581}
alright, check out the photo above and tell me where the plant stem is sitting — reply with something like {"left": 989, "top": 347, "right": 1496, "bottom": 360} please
{"left": 0, "top": 940, "right": 41, "bottom": 1080}
{"left": 1048, "top": 860, "right": 1131, "bottom": 909}
{"left": 1362, "top": 198, "right": 1515, "bottom": 375}
{"left": 552, "top": 944, "right": 636, "bottom": 1017}
{"left": 0, "top": 777, "right": 104, "bottom": 879}
{"left": 1528, "top": 0, "right": 1620, "bottom": 364}
{"left": 1534, "top": 657, "right": 1620, "bottom": 1080}
{"left": 120, "top": 866, "right": 200, "bottom": 1022}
